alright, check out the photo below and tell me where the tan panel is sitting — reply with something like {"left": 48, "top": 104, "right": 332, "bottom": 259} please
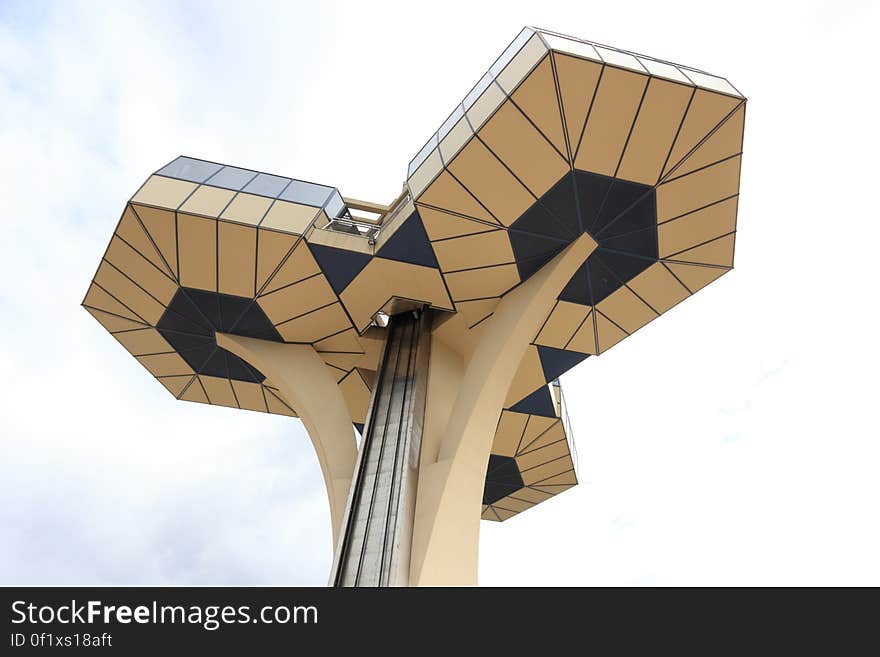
{"left": 443, "top": 263, "right": 519, "bottom": 301}
{"left": 177, "top": 212, "right": 216, "bottom": 291}
{"left": 516, "top": 438, "right": 571, "bottom": 471}
{"left": 447, "top": 138, "right": 535, "bottom": 226}
{"left": 84, "top": 306, "right": 147, "bottom": 332}
{"left": 350, "top": 328, "right": 385, "bottom": 371}
{"left": 418, "top": 206, "right": 496, "bottom": 241}
{"left": 565, "top": 311, "right": 597, "bottom": 354}
{"left": 509, "top": 487, "right": 552, "bottom": 504}
{"left": 455, "top": 298, "right": 499, "bottom": 327}
{"left": 131, "top": 175, "right": 196, "bottom": 209}
{"left": 596, "top": 311, "right": 628, "bottom": 353}
{"left": 659, "top": 196, "right": 738, "bottom": 258}
{"left": 322, "top": 353, "right": 361, "bottom": 371}
{"left": 478, "top": 100, "right": 569, "bottom": 197}
{"left": 355, "top": 369, "right": 375, "bottom": 391}
{"left": 491, "top": 410, "right": 529, "bottom": 457}
{"left": 504, "top": 346, "right": 546, "bottom": 407}
{"left": 553, "top": 53, "right": 603, "bottom": 156}
{"left": 535, "top": 301, "right": 589, "bottom": 348}
{"left": 220, "top": 192, "right": 273, "bottom": 226}
{"left": 418, "top": 170, "right": 498, "bottom": 224}
{"left": 491, "top": 506, "right": 518, "bottom": 521}
{"left": 518, "top": 420, "right": 565, "bottom": 454}
{"left": 104, "top": 236, "right": 177, "bottom": 304}
{"left": 231, "top": 380, "right": 267, "bottom": 412}
{"left": 511, "top": 55, "right": 567, "bottom": 156}
{"left": 258, "top": 274, "right": 336, "bottom": 325}
{"left": 179, "top": 185, "right": 235, "bottom": 217}
{"left": 218, "top": 221, "right": 257, "bottom": 298}
{"left": 575, "top": 66, "right": 649, "bottom": 176}
{"left": 617, "top": 78, "right": 693, "bottom": 184}
{"left": 664, "top": 263, "right": 729, "bottom": 293}
{"left": 665, "top": 233, "right": 735, "bottom": 267}
{"left": 668, "top": 103, "right": 745, "bottom": 179}
{"left": 200, "top": 375, "right": 238, "bottom": 407}
{"left": 339, "top": 370, "right": 371, "bottom": 424}
{"left": 94, "top": 261, "right": 166, "bottom": 324}
{"left": 663, "top": 90, "right": 741, "bottom": 178}
{"left": 597, "top": 285, "right": 658, "bottom": 334}
{"left": 83, "top": 284, "right": 145, "bottom": 323}
{"left": 491, "top": 496, "right": 534, "bottom": 514}
{"left": 132, "top": 205, "right": 178, "bottom": 278}
{"left": 116, "top": 206, "right": 174, "bottom": 278}
{"left": 520, "top": 455, "right": 574, "bottom": 485}
{"left": 627, "top": 262, "right": 690, "bottom": 313}
{"left": 265, "top": 388, "right": 297, "bottom": 417}
{"left": 261, "top": 239, "right": 320, "bottom": 294}
{"left": 275, "top": 303, "right": 351, "bottom": 343}
{"left": 431, "top": 230, "right": 513, "bottom": 272}
{"left": 158, "top": 374, "right": 193, "bottom": 397}
{"left": 656, "top": 155, "right": 741, "bottom": 221}
{"left": 113, "top": 327, "right": 173, "bottom": 356}
{"left": 260, "top": 200, "right": 320, "bottom": 234}
{"left": 180, "top": 378, "right": 209, "bottom": 404}
{"left": 315, "top": 328, "right": 364, "bottom": 354}
{"left": 532, "top": 470, "right": 578, "bottom": 486}
{"left": 339, "top": 258, "right": 453, "bottom": 331}
{"left": 518, "top": 415, "right": 560, "bottom": 453}
{"left": 137, "top": 352, "right": 193, "bottom": 377}
{"left": 256, "top": 229, "right": 297, "bottom": 291}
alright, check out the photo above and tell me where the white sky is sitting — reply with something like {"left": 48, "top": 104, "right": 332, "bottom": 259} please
{"left": 1, "top": 0, "right": 878, "bottom": 586}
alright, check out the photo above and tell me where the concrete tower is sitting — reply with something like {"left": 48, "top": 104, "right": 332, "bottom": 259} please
{"left": 83, "top": 27, "right": 745, "bottom": 586}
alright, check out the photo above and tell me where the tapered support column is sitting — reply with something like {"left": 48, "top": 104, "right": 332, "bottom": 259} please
{"left": 410, "top": 234, "right": 597, "bottom": 585}
{"left": 216, "top": 333, "right": 358, "bottom": 547}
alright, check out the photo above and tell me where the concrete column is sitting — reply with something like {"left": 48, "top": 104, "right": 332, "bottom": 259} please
{"left": 410, "top": 234, "right": 597, "bottom": 585}
{"left": 215, "top": 333, "right": 358, "bottom": 547}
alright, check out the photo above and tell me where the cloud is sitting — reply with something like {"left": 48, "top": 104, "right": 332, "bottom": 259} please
{"left": 2, "top": 0, "right": 879, "bottom": 586}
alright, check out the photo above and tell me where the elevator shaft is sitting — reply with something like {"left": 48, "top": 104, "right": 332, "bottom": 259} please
{"left": 331, "top": 311, "right": 430, "bottom": 586}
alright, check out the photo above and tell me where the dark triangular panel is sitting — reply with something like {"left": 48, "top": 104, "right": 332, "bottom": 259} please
{"left": 537, "top": 345, "right": 589, "bottom": 382}
{"left": 225, "top": 349, "right": 265, "bottom": 383}
{"left": 509, "top": 385, "right": 556, "bottom": 418}
{"left": 592, "top": 249, "right": 654, "bottom": 299}
{"left": 558, "top": 261, "right": 591, "bottom": 305}
{"left": 227, "top": 298, "right": 282, "bottom": 341}
{"left": 161, "top": 290, "right": 215, "bottom": 335}
{"left": 199, "top": 347, "right": 229, "bottom": 379}
{"left": 354, "top": 423, "right": 365, "bottom": 435}
{"left": 601, "top": 225, "right": 658, "bottom": 259}
{"left": 590, "top": 178, "right": 654, "bottom": 238}
{"left": 536, "top": 171, "right": 581, "bottom": 235}
{"left": 574, "top": 169, "right": 615, "bottom": 233}
{"left": 513, "top": 247, "right": 564, "bottom": 282}
{"left": 482, "top": 454, "right": 525, "bottom": 505}
{"left": 309, "top": 243, "right": 372, "bottom": 294}
{"left": 510, "top": 199, "right": 575, "bottom": 242}
{"left": 376, "top": 211, "right": 438, "bottom": 268}
{"left": 185, "top": 288, "right": 223, "bottom": 330}
{"left": 508, "top": 229, "right": 568, "bottom": 282}
{"left": 173, "top": 342, "right": 216, "bottom": 373}
{"left": 217, "top": 293, "right": 252, "bottom": 332}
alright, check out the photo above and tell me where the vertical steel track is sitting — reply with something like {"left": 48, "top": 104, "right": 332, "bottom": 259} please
{"left": 331, "top": 310, "right": 430, "bottom": 587}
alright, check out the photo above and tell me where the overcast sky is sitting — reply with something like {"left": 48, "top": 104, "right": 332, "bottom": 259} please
{"left": 2, "top": 0, "right": 878, "bottom": 586}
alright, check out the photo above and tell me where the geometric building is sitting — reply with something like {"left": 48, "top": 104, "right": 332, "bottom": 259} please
{"left": 82, "top": 27, "right": 745, "bottom": 585}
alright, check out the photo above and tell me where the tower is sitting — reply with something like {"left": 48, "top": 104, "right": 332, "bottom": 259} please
{"left": 82, "top": 27, "right": 745, "bottom": 586}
